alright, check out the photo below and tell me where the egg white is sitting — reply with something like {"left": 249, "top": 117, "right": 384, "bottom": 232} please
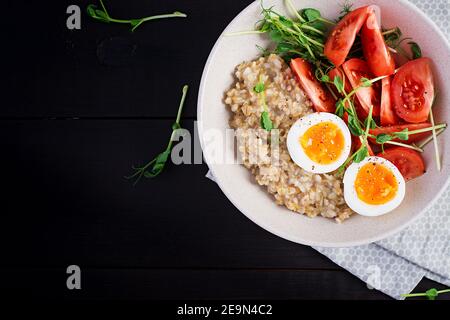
{"left": 343, "top": 156, "right": 406, "bottom": 217}
{"left": 287, "top": 112, "right": 352, "bottom": 174}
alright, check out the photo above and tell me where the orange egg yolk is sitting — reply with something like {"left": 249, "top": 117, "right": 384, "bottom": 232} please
{"left": 300, "top": 122, "right": 345, "bottom": 165}
{"left": 355, "top": 163, "right": 398, "bottom": 205}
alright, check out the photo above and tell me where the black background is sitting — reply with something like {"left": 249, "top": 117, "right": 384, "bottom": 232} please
{"left": 0, "top": 0, "right": 447, "bottom": 301}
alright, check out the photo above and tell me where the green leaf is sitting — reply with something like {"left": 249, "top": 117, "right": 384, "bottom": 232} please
{"left": 86, "top": 5, "right": 109, "bottom": 22}
{"left": 335, "top": 99, "right": 345, "bottom": 117}
{"left": 276, "top": 42, "right": 295, "bottom": 53}
{"left": 172, "top": 122, "right": 181, "bottom": 130}
{"left": 408, "top": 42, "right": 422, "bottom": 59}
{"left": 364, "top": 117, "right": 377, "bottom": 130}
{"left": 348, "top": 115, "right": 364, "bottom": 136}
{"left": 130, "top": 19, "right": 142, "bottom": 27}
{"left": 300, "top": 8, "right": 321, "bottom": 22}
{"left": 298, "top": 33, "right": 308, "bottom": 45}
{"left": 383, "top": 27, "right": 402, "bottom": 46}
{"left": 260, "top": 111, "right": 273, "bottom": 131}
{"left": 360, "top": 77, "right": 372, "bottom": 87}
{"left": 87, "top": 4, "right": 97, "bottom": 17}
{"left": 259, "top": 21, "right": 271, "bottom": 33}
{"left": 269, "top": 29, "right": 283, "bottom": 43}
{"left": 146, "top": 149, "right": 171, "bottom": 177}
{"left": 376, "top": 133, "right": 394, "bottom": 144}
{"left": 279, "top": 16, "right": 294, "bottom": 28}
{"left": 254, "top": 82, "right": 266, "bottom": 94}
{"left": 333, "top": 75, "right": 344, "bottom": 94}
{"left": 321, "top": 74, "right": 330, "bottom": 83}
{"left": 426, "top": 289, "right": 439, "bottom": 300}
{"left": 395, "top": 128, "right": 409, "bottom": 141}
{"left": 354, "top": 146, "right": 369, "bottom": 163}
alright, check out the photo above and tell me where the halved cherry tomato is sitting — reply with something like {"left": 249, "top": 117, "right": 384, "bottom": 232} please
{"left": 342, "top": 58, "right": 381, "bottom": 117}
{"left": 391, "top": 58, "right": 435, "bottom": 123}
{"left": 369, "top": 122, "right": 432, "bottom": 144}
{"left": 324, "top": 6, "right": 370, "bottom": 67}
{"left": 380, "top": 77, "right": 399, "bottom": 126}
{"left": 378, "top": 147, "right": 426, "bottom": 181}
{"left": 353, "top": 136, "right": 375, "bottom": 156}
{"left": 361, "top": 8, "right": 396, "bottom": 77}
{"left": 291, "top": 58, "right": 336, "bottom": 113}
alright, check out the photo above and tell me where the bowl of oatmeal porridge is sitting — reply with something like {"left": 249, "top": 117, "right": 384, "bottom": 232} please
{"left": 197, "top": 0, "right": 450, "bottom": 247}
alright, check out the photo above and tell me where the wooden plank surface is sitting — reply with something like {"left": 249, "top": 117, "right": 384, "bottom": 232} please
{"left": 0, "top": 0, "right": 447, "bottom": 301}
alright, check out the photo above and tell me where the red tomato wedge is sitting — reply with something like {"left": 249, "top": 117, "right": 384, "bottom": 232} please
{"left": 290, "top": 58, "right": 336, "bottom": 113}
{"left": 369, "top": 122, "right": 433, "bottom": 144}
{"left": 342, "top": 58, "right": 381, "bottom": 117}
{"left": 361, "top": 8, "right": 396, "bottom": 77}
{"left": 380, "top": 77, "right": 399, "bottom": 126}
{"left": 378, "top": 147, "right": 426, "bottom": 181}
{"left": 324, "top": 6, "right": 370, "bottom": 67}
{"left": 391, "top": 58, "right": 435, "bottom": 123}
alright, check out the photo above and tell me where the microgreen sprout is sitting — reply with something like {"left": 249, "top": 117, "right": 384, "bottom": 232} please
{"left": 337, "top": 0, "right": 353, "bottom": 22}
{"left": 372, "top": 124, "right": 447, "bottom": 152}
{"left": 226, "top": 1, "right": 332, "bottom": 65}
{"left": 408, "top": 42, "right": 422, "bottom": 59}
{"left": 126, "top": 85, "right": 189, "bottom": 184}
{"left": 87, "top": 0, "right": 187, "bottom": 32}
{"left": 402, "top": 288, "right": 450, "bottom": 300}
{"left": 417, "top": 128, "right": 445, "bottom": 149}
{"left": 383, "top": 27, "right": 423, "bottom": 61}
{"left": 254, "top": 75, "right": 274, "bottom": 131}
{"left": 429, "top": 106, "right": 441, "bottom": 171}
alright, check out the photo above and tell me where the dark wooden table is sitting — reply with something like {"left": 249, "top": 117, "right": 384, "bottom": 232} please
{"left": 0, "top": 0, "right": 446, "bottom": 301}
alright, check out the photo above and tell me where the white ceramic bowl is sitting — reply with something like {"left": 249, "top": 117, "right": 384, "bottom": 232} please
{"left": 197, "top": 0, "right": 450, "bottom": 247}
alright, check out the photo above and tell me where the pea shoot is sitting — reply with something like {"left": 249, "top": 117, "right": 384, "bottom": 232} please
{"left": 383, "top": 27, "right": 423, "bottom": 61}
{"left": 226, "top": 0, "right": 332, "bottom": 66}
{"left": 254, "top": 75, "right": 274, "bottom": 131}
{"left": 87, "top": 0, "right": 187, "bottom": 32}
{"left": 402, "top": 288, "right": 450, "bottom": 300}
{"left": 126, "top": 85, "right": 189, "bottom": 185}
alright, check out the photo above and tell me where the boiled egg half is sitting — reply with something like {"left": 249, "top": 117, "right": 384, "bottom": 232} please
{"left": 343, "top": 157, "right": 406, "bottom": 217}
{"left": 287, "top": 113, "right": 352, "bottom": 174}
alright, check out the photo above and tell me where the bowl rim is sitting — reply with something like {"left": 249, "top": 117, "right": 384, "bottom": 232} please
{"left": 197, "top": 0, "right": 450, "bottom": 247}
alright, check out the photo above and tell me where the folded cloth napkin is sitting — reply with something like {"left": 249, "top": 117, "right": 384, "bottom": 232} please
{"left": 206, "top": 0, "right": 450, "bottom": 299}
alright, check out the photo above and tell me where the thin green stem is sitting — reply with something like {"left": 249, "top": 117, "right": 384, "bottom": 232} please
{"left": 99, "top": 0, "right": 109, "bottom": 16}
{"left": 401, "top": 293, "right": 427, "bottom": 298}
{"left": 429, "top": 108, "right": 441, "bottom": 171}
{"left": 131, "top": 12, "right": 187, "bottom": 32}
{"left": 224, "top": 30, "right": 267, "bottom": 36}
{"left": 401, "top": 124, "right": 446, "bottom": 136}
{"left": 365, "top": 105, "right": 373, "bottom": 137}
{"left": 417, "top": 128, "right": 445, "bottom": 149}
{"left": 438, "top": 289, "right": 450, "bottom": 294}
{"left": 385, "top": 141, "right": 423, "bottom": 152}
{"left": 175, "top": 85, "right": 189, "bottom": 124}
{"left": 300, "top": 24, "right": 325, "bottom": 35}
{"left": 284, "top": 0, "right": 305, "bottom": 22}
{"left": 382, "top": 28, "right": 398, "bottom": 36}
{"left": 301, "top": 33, "right": 325, "bottom": 48}
{"left": 317, "top": 17, "right": 336, "bottom": 25}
